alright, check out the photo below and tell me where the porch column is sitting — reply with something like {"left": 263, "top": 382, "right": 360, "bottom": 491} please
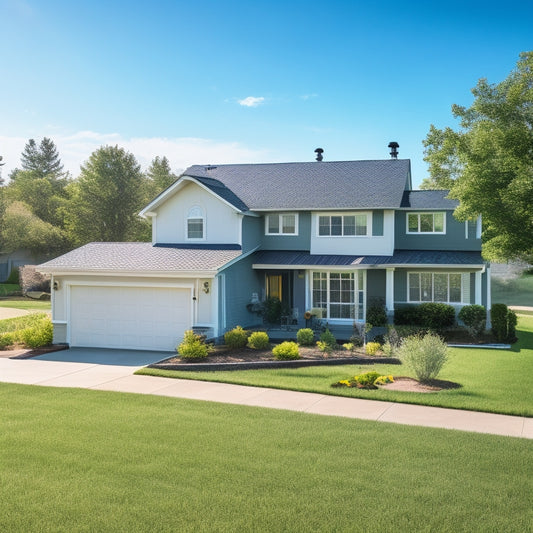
{"left": 486, "top": 265, "right": 492, "bottom": 329}
{"left": 385, "top": 268, "right": 395, "bottom": 317}
{"left": 475, "top": 271, "right": 482, "bottom": 305}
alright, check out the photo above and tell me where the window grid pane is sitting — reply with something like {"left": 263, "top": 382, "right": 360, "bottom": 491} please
{"left": 319, "top": 216, "right": 330, "bottom": 236}
{"left": 268, "top": 215, "right": 279, "bottom": 234}
{"left": 282, "top": 214, "right": 295, "bottom": 234}
{"left": 187, "top": 219, "right": 203, "bottom": 239}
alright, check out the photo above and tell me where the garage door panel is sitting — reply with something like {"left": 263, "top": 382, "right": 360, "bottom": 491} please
{"left": 70, "top": 286, "right": 191, "bottom": 351}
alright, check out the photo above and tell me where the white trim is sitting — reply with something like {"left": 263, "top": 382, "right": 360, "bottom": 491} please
{"left": 39, "top": 269, "right": 219, "bottom": 278}
{"left": 252, "top": 263, "right": 485, "bottom": 271}
{"left": 186, "top": 205, "right": 206, "bottom": 241}
{"left": 386, "top": 268, "right": 395, "bottom": 312}
{"left": 65, "top": 280, "right": 195, "bottom": 347}
{"left": 486, "top": 264, "right": 492, "bottom": 329}
{"left": 264, "top": 213, "right": 299, "bottom": 236}
{"left": 476, "top": 215, "right": 482, "bottom": 239}
{"left": 140, "top": 175, "right": 245, "bottom": 217}
{"left": 406, "top": 212, "right": 446, "bottom": 234}
{"left": 315, "top": 211, "right": 372, "bottom": 238}
{"left": 475, "top": 271, "right": 482, "bottom": 305}
{"left": 407, "top": 271, "right": 464, "bottom": 304}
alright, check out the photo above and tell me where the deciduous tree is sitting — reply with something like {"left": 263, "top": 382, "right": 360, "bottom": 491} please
{"left": 422, "top": 52, "right": 533, "bottom": 261}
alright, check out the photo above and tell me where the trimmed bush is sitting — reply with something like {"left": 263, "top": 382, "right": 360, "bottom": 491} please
{"left": 394, "top": 306, "right": 422, "bottom": 326}
{"left": 224, "top": 325, "right": 248, "bottom": 349}
{"left": 418, "top": 303, "right": 455, "bottom": 329}
{"left": 177, "top": 330, "right": 211, "bottom": 359}
{"left": 491, "top": 304, "right": 518, "bottom": 342}
{"left": 296, "top": 328, "right": 315, "bottom": 346}
{"left": 272, "top": 341, "right": 300, "bottom": 360}
{"left": 397, "top": 333, "right": 448, "bottom": 382}
{"left": 365, "top": 342, "right": 381, "bottom": 356}
{"left": 458, "top": 305, "right": 486, "bottom": 336}
{"left": 247, "top": 331, "right": 270, "bottom": 350}
{"left": 366, "top": 302, "right": 388, "bottom": 327}
{"left": 263, "top": 297, "right": 282, "bottom": 324}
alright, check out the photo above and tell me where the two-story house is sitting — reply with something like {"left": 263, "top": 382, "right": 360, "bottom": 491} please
{"left": 38, "top": 154, "right": 490, "bottom": 352}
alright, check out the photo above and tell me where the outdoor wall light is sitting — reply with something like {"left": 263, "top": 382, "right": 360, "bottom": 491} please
{"left": 203, "top": 281, "right": 210, "bottom": 294}
{"left": 53, "top": 281, "right": 60, "bottom": 291}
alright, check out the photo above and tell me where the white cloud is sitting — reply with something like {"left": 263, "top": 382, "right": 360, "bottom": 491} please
{"left": 0, "top": 132, "right": 271, "bottom": 180}
{"left": 238, "top": 96, "right": 265, "bottom": 108}
{"left": 300, "top": 93, "right": 318, "bottom": 100}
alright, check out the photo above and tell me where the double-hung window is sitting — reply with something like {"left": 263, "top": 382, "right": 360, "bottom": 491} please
{"left": 312, "top": 271, "right": 365, "bottom": 320}
{"left": 408, "top": 272, "right": 462, "bottom": 303}
{"left": 318, "top": 214, "right": 368, "bottom": 236}
{"left": 407, "top": 212, "right": 445, "bottom": 234}
{"left": 265, "top": 213, "right": 298, "bottom": 235}
{"left": 187, "top": 206, "right": 204, "bottom": 240}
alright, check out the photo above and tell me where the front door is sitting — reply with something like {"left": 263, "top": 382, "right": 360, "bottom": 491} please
{"left": 266, "top": 272, "right": 292, "bottom": 307}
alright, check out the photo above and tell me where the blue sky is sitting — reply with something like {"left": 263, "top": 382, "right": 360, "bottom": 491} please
{"left": 1, "top": 0, "right": 531, "bottom": 187}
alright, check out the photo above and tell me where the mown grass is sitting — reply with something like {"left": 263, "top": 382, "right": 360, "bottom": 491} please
{"left": 492, "top": 271, "right": 533, "bottom": 306}
{"left": 0, "top": 383, "right": 531, "bottom": 532}
{"left": 138, "top": 315, "right": 533, "bottom": 417}
{"left": 0, "top": 298, "right": 51, "bottom": 311}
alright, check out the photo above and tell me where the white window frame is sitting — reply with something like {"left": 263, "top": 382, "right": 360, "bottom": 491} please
{"left": 265, "top": 213, "right": 299, "bottom": 236}
{"left": 317, "top": 212, "right": 371, "bottom": 237}
{"left": 311, "top": 270, "right": 366, "bottom": 321}
{"left": 407, "top": 272, "right": 463, "bottom": 304}
{"left": 406, "top": 212, "right": 446, "bottom": 234}
{"left": 186, "top": 206, "right": 205, "bottom": 241}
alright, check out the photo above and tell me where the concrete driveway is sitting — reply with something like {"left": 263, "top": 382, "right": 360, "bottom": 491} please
{"left": 33, "top": 347, "right": 171, "bottom": 367}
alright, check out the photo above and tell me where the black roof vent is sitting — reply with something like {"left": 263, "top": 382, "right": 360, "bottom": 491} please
{"left": 388, "top": 142, "right": 399, "bottom": 159}
{"left": 314, "top": 148, "right": 324, "bottom": 161}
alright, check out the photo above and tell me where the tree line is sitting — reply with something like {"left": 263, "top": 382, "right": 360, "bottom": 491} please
{"left": 0, "top": 141, "right": 178, "bottom": 259}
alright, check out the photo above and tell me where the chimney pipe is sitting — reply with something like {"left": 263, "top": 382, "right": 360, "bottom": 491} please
{"left": 388, "top": 142, "right": 399, "bottom": 159}
{"left": 314, "top": 148, "right": 324, "bottom": 161}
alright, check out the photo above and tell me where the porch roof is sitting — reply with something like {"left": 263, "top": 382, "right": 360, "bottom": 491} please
{"left": 252, "top": 250, "right": 486, "bottom": 269}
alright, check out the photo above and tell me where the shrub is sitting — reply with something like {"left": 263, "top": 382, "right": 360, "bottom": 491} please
{"left": 397, "top": 333, "right": 448, "bottom": 383}
{"left": 394, "top": 306, "right": 422, "bottom": 326}
{"left": 247, "top": 331, "right": 270, "bottom": 350}
{"left": 296, "top": 328, "right": 315, "bottom": 346}
{"left": 319, "top": 328, "right": 336, "bottom": 348}
{"left": 224, "top": 326, "right": 248, "bottom": 349}
{"left": 333, "top": 372, "right": 394, "bottom": 389}
{"left": 458, "top": 305, "right": 486, "bottom": 337}
{"left": 365, "top": 342, "right": 381, "bottom": 356}
{"left": 491, "top": 304, "right": 518, "bottom": 342}
{"left": 366, "top": 301, "right": 388, "bottom": 327}
{"left": 418, "top": 303, "right": 455, "bottom": 329}
{"left": 18, "top": 317, "right": 53, "bottom": 348}
{"left": 354, "top": 371, "right": 382, "bottom": 388}
{"left": 316, "top": 340, "right": 333, "bottom": 355}
{"left": 381, "top": 341, "right": 395, "bottom": 357}
{"left": 342, "top": 342, "right": 355, "bottom": 352}
{"left": 272, "top": 341, "right": 300, "bottom": 360}
{"left": 6, "top": 267, "right": 20, "bottom": 285}
{"left": 177, "top": 330, "right": 211, "bottom": 359}
{"left": 349, "top": 333, "right": 363, "bottom": 347}
{"left": 0, "top": 332, "right": 15, "bottom": 349}
{"left": 263, "top": 297, "right": 282, "bottom": 324}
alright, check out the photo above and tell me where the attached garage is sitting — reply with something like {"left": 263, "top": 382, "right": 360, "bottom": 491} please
{"left": 69, "top": 285, "right": 192, "bottom": 351}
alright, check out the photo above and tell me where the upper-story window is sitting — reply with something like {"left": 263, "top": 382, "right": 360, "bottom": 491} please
{"left": 407, "top": 212, "right": 445, "bottom": 234}
{"left": 318, "top": 213, "right": 369, "bottom": 237}
{"left": 187, "top": 206, "right": 205, "bottom": 240}
{"left": 265, "top": 213, "right": 298, "bottom": 235}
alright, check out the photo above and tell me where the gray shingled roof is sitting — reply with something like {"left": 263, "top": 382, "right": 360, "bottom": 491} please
{"left": 401, "top": 190, "right": 459, "bottom": 210}
{"left": 184, "top": 159, "right": 411, "bottom": 210}
{"left": 38, "top": 243, "right": 242, "bottom": 274}
{"left": 252, "top": 250, "right": 485, "bottom": 267}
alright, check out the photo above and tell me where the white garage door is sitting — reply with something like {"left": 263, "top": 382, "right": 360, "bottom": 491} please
{"left": 70, "top": 285, "right": 191, "bottom": 351}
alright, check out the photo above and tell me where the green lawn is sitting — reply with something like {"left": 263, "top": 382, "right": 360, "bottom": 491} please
{"left": 0, "top": 384, "right": 531, "bottom": 532}
{"left": 0, "top": 298, "right": 51, "bottom": 311}
{"left": 139, "top": 315, "right": 533, "bottom": 417}
{"left": 492, "top": 271, "right": 533, "bottom": 306}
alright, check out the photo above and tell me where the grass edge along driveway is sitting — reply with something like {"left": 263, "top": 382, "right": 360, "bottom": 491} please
{"left": 1, "top": 383, "right": 531, "bottom": 532}
{"left": 138, "top": 314, "right": 533, "bottom": 417}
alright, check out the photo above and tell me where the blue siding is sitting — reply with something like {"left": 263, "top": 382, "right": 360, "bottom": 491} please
{"left": 395, "top": 211, "right": 481, "bottom": 251}
{"left": 372, "top": 211, "right": 384, "bottom": 236}
{"left": 219, "top": 254, "right": 263, "bottom": 333}
{"left": 261, "top": 212, "right": 311, "bottom": 251}
{"left": 241, "top": 216, "right": 262, "bottom": 253}
{"left": 367, "top": 269, "right": 386, "bottom": 303}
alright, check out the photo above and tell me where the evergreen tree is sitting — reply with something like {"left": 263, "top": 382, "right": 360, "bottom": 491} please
{"left": 20, "top": 137, "right": 65, "bottom": 179}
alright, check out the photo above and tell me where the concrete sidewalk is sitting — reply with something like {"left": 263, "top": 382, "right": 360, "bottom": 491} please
{"left": 0, "top": 354, "right": 531, "bottom": 439}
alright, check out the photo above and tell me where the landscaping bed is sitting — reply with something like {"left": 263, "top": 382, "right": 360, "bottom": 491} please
{"left": 151, "top": 345, "right": 401, "bottom": 371}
